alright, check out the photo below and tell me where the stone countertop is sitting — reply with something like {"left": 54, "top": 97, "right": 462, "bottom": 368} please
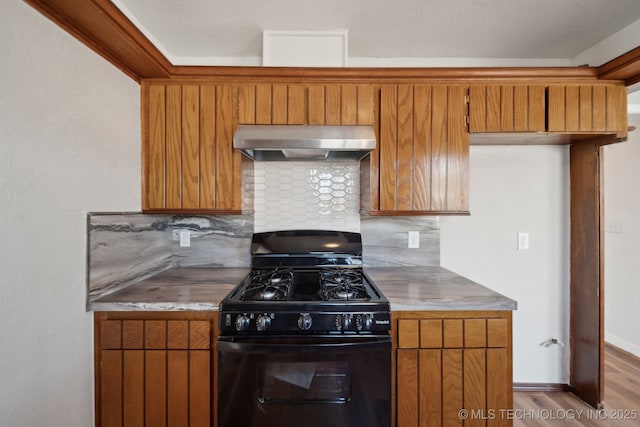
{"left": 366, "top": 266, "right": 517, "bottom": 311}
{"left": 88, "top": 266, "right": 516, "bottom": 312}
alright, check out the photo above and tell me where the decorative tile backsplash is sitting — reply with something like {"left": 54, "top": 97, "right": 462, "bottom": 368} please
{"left": 254, "top": 161, "right": 361, "bottom": 232}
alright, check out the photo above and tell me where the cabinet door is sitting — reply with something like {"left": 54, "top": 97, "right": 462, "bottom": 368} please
{"left": 548, "top": 84, "right": 627, "bottom": 134}
{"left": 377, "top": 84, "right": 469, "bottom": 214}
{"left": 96, "top": 315, "right": 214, "bottom": 427}
{"left": 395, "top": 314, "right": 512, "bottom": 427}
{"left": 142, "top": 83, "right": 242, "bottom": 212}
{"left": 469, "top": 85, "right": 546, "bottom": 132}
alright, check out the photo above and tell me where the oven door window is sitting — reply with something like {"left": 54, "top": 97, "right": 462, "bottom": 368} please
{"left": 259, "top": 361, "right": 351, "bottom": 403}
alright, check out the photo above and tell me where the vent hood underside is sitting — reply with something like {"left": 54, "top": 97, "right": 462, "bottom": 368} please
{"left": 233, "top": 125, "right": 376, "bottom": 161}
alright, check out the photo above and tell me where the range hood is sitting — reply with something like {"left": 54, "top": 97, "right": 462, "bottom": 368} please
{"left": 233, "top": 125, "right": 376, "bottom": 161}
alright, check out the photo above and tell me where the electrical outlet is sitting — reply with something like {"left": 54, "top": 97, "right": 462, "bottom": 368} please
{"left": 179, "top": 230, "right": 191, "bottom": 247}
{"left": 408, "top": 231, "right": 420, "bottom": 249}
{"left": 517, "top": 232, "right": 529, "bottom": 250}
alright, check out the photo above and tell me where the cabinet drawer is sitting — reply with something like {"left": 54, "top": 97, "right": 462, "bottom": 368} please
{"left": 99, "top": 319, "right": 212, "bottom": 350}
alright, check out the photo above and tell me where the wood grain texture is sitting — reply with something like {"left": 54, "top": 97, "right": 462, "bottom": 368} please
{"left": 357, "top": 85, "right": 375, "bottom": 125}
{"left": 487, "top": 318, "right": 508, "bottom": 348}
{"left": 199, "top": 85, "right": 216, "bottom": 209}
{"left": 565, "top": 85, "right": 580, "bottom": 132}
{"left": 145, "top": 320, "right": 167, "bottom": 349}
{"left": 486, "top": 85, "right": 502, "bottom": 132}
{"left": 307, "top": 85, "right": 326, "bottom": 124}
{"left": 487, "top": 348, "right": 510, "bottom": 427}
{"left": 341, "top": 84, "right": 358, "bottom": 125}
{"left": 189, "top": 351, "right": 211, "bottom": 427}
{"left": 500, "top": 85, "right": 514, "bottom": 131}
{"left": 167, "top": 351, "right": 189, "bottom": 427}
{"left": 446, "top": 85, "right": 469, "bottom": 212}
{"left": 513, "top": 86, "right": 528, "bottom": 132}
{"left": 287, "top": 84, "right": 306, "bottom": 124}
{"left": 181, "top": 85, "right": 200, "bottom": 209}
{"left": 255, "top": 84, "right": 272, "bottom": 124}
{"left": 122, "top": 320, "right": 143, "bottom": 349}
{"left": 547, "top": 85, "right": 565, "bottom": 132}
{"left": 271, "top": 84, "right": 288, "bottom": 124}
{"left": 397, "top": 84, "right": 414, "bottom": 210}
{"left": 189, "top": 321, "right": 211, "bottom": 350}
{"left": 430, "top": 85, "right": 448, "bottom": 211}
{"left": 145, "top": 84, "right": 166, "bottom": 209}
{"left": 607, "top": 85, "right": 627, "bottom": 134}
{"left": 325, "top": 85, "right": 342, "bottom": 125}
{"left": 380, "top": 85, "right": 398, "bottom": 211}
{"left": 214, "top": 85, "right": 237, "bottom": 210}
{"left": 528, "top": 85, "right": 546, "bottom": 131}
{"left": 145, "top": 351, "right": 167, "bottom": 427}
{"left": 420, "top": 319, "right": 442, "bottom": 348}
{"left": 397, "top": 349, "right": 419, "bottom": 427}
{"left": 168, "top": 320, "right": 189, "bottom": 349}
{"left": 165, "top": 85, "right": 182, "bottom": 209}
{"left": 464, "top": 349, "right": 487, "bottom": 427}
{"left": 100, "top": 320, "right": 122, "bottom": 349}
{"left": 469, "top": 85, "right": 487, "bottom": 132}
{"left": 464, "top": 319, "right": 487, "bottom": 348}
{"left": 579, "top": 86, "right": 593, "bottom": 132}
{"left": 237, "top": 84, "right": 255, "bottom": 124}
{"left": 123, "top": 350, "right": 144, "bottom": 427}
{"left": 570, "top": 141, "right": 603, "bottom": 408}
{"left": 442, "top": 349, "right": 464, "bottom": 426}
{"left": 412, "top": 85, "right": 432, "bottom": 211}
{"left": 420, "top": 349, "right": 442, "bottom": 427}
{"left": 101, "top": 350, "right": 123, "bottom": 427}
{"left": 592, "top": 85, "right": 607, "bottom": 132}
{"left": 443, "top": 318, "right": 464, "bottom": 348}
{"left": 398, "top": 319, "right": 420, "bottom": 349}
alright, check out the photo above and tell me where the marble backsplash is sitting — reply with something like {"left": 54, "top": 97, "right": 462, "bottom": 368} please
{"left": 87, "top": 213, "right": 440, "bottom": 304}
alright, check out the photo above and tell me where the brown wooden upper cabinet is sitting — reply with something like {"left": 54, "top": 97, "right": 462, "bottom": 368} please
{"left": 547, "top": 83, "right": 627, "bottom": 134}
{"left": 469, "top": 82, "right": 627, "bottom": 137}
{"left": 236, "top": 83, "right": 376, "bottom": 125}
{"left": 370, "top": 84, "right": 469, "bottom": 215}
{"left": 469, "top": 84, "right": 546, "bottom": 132}
{"left": 142, "top": 82, "right": 242, "bottom": 213}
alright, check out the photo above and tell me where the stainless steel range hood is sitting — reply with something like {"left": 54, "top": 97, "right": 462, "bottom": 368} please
{"left": 233, "top": 125, "right": 376, "bottom": 161}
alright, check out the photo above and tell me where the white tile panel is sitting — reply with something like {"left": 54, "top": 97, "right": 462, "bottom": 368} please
{"left": 254, "top": 161, "right": 360, "bottom": 233}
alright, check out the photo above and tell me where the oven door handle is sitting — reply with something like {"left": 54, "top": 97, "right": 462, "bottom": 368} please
{"left": 217, "top": 336, "right": 391, "bottom": 353}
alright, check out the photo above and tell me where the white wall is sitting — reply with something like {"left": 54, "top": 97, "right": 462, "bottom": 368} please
{"left": 0, "top": 3, "right": 140, "bottom": 426}
{"left": 441, "top": 146, "right": 570, "bottom": 384}
{"left": 604, "top": 115, "right": 640, "bottom": 357}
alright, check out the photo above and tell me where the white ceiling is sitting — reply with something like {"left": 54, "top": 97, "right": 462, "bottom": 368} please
{"left": 114, "top": 0, "right": 640, "bottom": 67}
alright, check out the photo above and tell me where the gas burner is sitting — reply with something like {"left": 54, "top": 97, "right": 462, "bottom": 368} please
{"left": 320, "top": 269, "right": 370, "bottom": 301}
{"left": 241, "top": 269, "right": 294, "bottom": 301}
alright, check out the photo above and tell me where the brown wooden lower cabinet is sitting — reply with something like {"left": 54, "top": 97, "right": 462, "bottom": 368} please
{"left": 95, "top": 312, "right": 217, "bottom": 427}
{"left": 393, "top": 311, "right": 513, "bottom": 427}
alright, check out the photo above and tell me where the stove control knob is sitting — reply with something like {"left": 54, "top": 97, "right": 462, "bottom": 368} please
{"left": 357, "top": 314, "right": 373, "bottom": 331}
{"left": 256, "top": 315, "right": 271, "bottom": 331}
{"left": 298, "top": 313, "right": 313, "bottom": 331}
{"left": 340, "top": 314, "right": 353, "bottom": 331}
{"left": 235, "top": 315, "right": 251, "bottom": 332}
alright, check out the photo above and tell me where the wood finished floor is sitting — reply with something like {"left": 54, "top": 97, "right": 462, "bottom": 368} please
{"left": 513, "top": 343, "right": 640, "bottom": 426}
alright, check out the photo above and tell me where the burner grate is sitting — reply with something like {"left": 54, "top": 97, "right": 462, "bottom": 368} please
{"left": 241, "top": 268, "right": 294, "bottom": 301}
{"left": 320, "top": 269, "right": 370, "bottom": 301}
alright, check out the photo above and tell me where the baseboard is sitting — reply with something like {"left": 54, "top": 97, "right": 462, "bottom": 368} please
{"left": 513, "top": 383, "right": 571, "bottom": 392}
{"left": 604, "top": 333, "right": 640, "bottom": 358}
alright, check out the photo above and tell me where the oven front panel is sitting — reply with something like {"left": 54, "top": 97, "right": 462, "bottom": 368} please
{"left": 217, "top": 336, "right": 391, "bottom": 427}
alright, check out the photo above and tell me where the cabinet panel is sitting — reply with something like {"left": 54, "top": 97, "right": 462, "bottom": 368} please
{"left": 394, "top": 312, "right": 512, "bottom": 427}
{"left": 397, "top": 349, "right": 419, "bottom": 427}
{"left": 142, "top": 83, "right": 241, "bottom": 212}
{"left": 469, "top": 84, "right": 546, "bottom": 133}
{"left": 377, "top": 84, "right": 469, "bottom": 214}
{"left": 96, "top": 313, "right": 216, "bottom": 427}
{"left": 547, "top": 83, "right": 627, "bottom": 134}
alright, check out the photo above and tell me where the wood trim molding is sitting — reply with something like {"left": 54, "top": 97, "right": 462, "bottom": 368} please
{"left": 513, "top": 383, "right": 571, "bottom": 392}
{"left": 24, "top": 0, "right": 640, "bottom": 85}
{"left": 24, "top": 0, "right": 172, "bottom": 81}
{"left": 597, "top": 46, "right": 640, "bottom": 86}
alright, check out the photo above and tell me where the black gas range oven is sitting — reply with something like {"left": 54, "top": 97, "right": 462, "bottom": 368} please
{"left": 217, "top": 230, "right": 391, "bottom": 427}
